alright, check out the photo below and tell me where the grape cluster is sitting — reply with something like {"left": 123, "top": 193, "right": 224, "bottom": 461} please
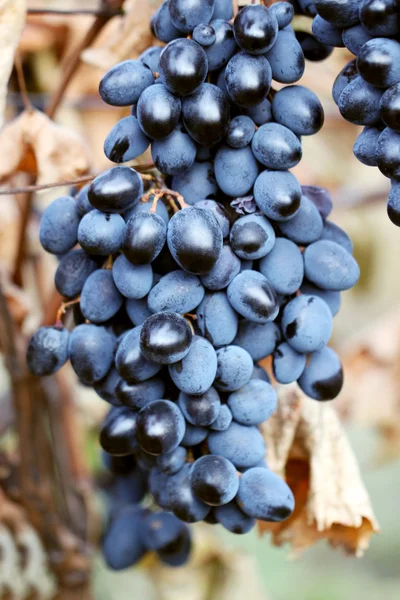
{"left": 307, "top": 0, "right": 400, "bottom": 225}
{"left": 26, "top": 0, "right": 360, "bottom": 570}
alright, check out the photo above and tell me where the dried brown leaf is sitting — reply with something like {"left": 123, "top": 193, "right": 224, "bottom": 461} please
{"left": 0, "top": 109, "right": 91, "bottom": 184}
{"left": 259, "top": 385, "right": 379, "bottom": 557}
{"left": 82, "top": 0, "right": 159, "bottom": 70}
{"left": 0, "top": 0, "right": 26, "bottom": 129}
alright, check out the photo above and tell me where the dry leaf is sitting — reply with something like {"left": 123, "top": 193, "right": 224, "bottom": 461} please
{"left": 0, "top": 0, "right": 26, "bottom": 129}
{"left": 0, "top": 109, "right": 91, "bottom": 184}
{"left": 259, "top": 385, "right": 379, "bottom": 557}
{"left": 82, "top": 0, "right": 159, "bottom": 70}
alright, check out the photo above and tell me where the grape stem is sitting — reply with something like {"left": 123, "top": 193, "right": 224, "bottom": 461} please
{"left": 55, "top": 297, "right": 81, "bottom": 325}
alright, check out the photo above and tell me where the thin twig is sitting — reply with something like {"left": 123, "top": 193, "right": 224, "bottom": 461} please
{"left": 13, "top": 192, "right": 33, "bottom": 287}
{"left": 14, "top": 54, "right": 32, "bottom": 113}
{"left": 28, "top": 8, "right": 123, "bottom": 17}
{"left": 0, "top": 164, "right": 156, "bottom": 196}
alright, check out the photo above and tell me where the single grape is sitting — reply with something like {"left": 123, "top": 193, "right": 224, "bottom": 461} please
{"left": 338, "top": 77, "right": 383, "bottom": 126}
{"left": 279, "top": 194, "right": 323, "bottom": 244}
{"left": 93, "top": 368, "right": 121, "bottom": 405}
{"left": 178, "top": 387, "right": 221, "bottom": 427}
{"left": 387, "top": 181, "right": 400, "bottom": 226}
{"left": 104, "top": 115, "right": 150, "bottom": 163}
{"left": 203, "top": 19, "right": 237, "bottom": 71}
{"left": 102, "top": 506, "right": 146, "bottom": 570}
{"left": 215, "top": 502, "right": 255, "bottom": 534}
{"left": 78, "top": 210, "right": 125, "bottom": 255}
{"left": 169, "top": 335, "right": 217, "bottom": 395}
{"left": 209, "top": 404, "right": 232, "bottom": 431}
{"left": 112, "top": 255, "right": 153, "bottom": 299}
{"left": 123, "top": 212, "right": 167, "bottom": 265}
{"left": 251, "top": 364, "right": 270, "bottom": 383}
{"left": 270, "top": 2, "right": 294, "bottom": 29}
{"left": 197, "top": 291, "right": 237, "bottom": 346}
{"left": 320, "top": 221, "right": 354, "bottom": 254}
{"left": 208, "top": 422, "right": 266, "bottom": 469}
{"left": 151, "top": 127, "right": 197, "bottom": 175}
{"left": 88, "top": 167, "right": 143, "bottom": 214}
{"left": 139, "top": 45, "right": 163, "bottom": 72}
{"left": 212, "top": 0, "right": 233, "bottom": 20}
{"left": 140, "top": 312, "right": 192, "bottom": 365}
{"left": 125, "top": 298, "right": 152, "bottom": 326}
{"left": 264, "top": 29, "right": 305, "bottom": 83}
{"left": 237, "top": 467, "right": 294, "bottom": 521}
{"left": 359, "top": 0, "right": 399, "bottom": 37}
{"left": 141, "top": 511, "right": 185, "bottom": 551}
{"left": 358, "top": 38, "right": 400, "bottom": 89}
{"left": 332, "top": 59, "right": 358, "bottom": 105}
{"left": 157, "top": 446, "right": 187, "bottom": 475}
{"left": 99, "top": 60, "right": 154, "bottom": 106}
{"left": 315, "top": 0, "right": 361, "bottom": 27}
{"left": 39, "top": 196, "right": 79, "bottom": 255}
{"left": 311, "top": 15, "right": 344, "bottom": 47}
{"left": 227, "top": 379, "right": 277, "bottom": 426}
{"left": 102, "top": 451, "right": 136, "bottom": 475}
{"left": 272, "top": 342, "right": 306, "bottom": 384}
{"left": 136, "top": 84, "right": 181, "bottom": 140}
{"left": 100, "top": 407, "right": 138, "bottom": 456}
{"left": 215, "top": 144, "right": 259, "bottom": 197}
{"left": 297, "top": 346, "right": 344, "bottom": 400}
{"left": 136, "top": 399, "right": 185, "bottom": 455}
{"left": 304, "top": 240, "right": 360, "bottom": 290}
{"left": 181, "top": 423, "right": 208, "bottom": 446}
{"left": 182, "top": 83, "right": 231, "bottom": 146}
{"left": 272, "top": 85, "right": 324, "bottom": 135}
{"left": 226, "top": 115, "right": 255, "bottom": 149}
{"left": 54, "top": 249, "right": 98, "bottom": 299}
{"left": 242, "top": 97, "right": 273, "bottom": 126}
{"left": 297, "top": 0, "right": 318, "bottom": 16}
{"left": 80, "top": 270, "right": 124, "bottom": 323}
{"left": 26, "top": 326, "right": 69, "bottom": 377}
{"left": 69, "top": 324, "right": 116, "bottom": 384}
{"left": 353, "top": 126, "right": 381, "bottom": 167}
{"left": 214, "top": 345, "right": 253, "bottom": 392}
{"left": 227, "top": 270, "right": 279, "bottom": 323}
{"left": 230, "top": 213, "right": 275, "bottom": 260}
{"left": 172, "top": 161, "right": 218, "bottom": 205}
{"left": 167, "top": 207, "right": 223, "bottom": 275}
{"left": 259, "top": 238, "right": 304, "bottom": 295}
{"left": 166, "top": 464, "right": 211, "bottom": 522}
{"left": 296, "top": 31, "right": 333, "bottom": 62}
{"left": 376, "top": 127, "right": 400, "bottom": 179}
{"left": 342, "top": 24, "right": 373, "bottom": 55}
{"left": 251, "top": 122, "right": 302, "bottom": 170}
{"left": 380, "top": 83, "right": 400, "bottom": 131}
{"left": 75, "top": 184, "right": 93, "bottom": 218}
{"left": 190, "top": 455, "right": 239, "bottom": 506}
{"left": 282, "top": 294, "right": 333, "bottom": 353}
{"left": 233, "top": 320, "right": 280, "bottom": 362}
{"left": 193, "top": 23, "right": 216, "bottom": 46}
{"left": 157, "top": 527, "right": 192, "bottom": 566}
{"left": 153, "top": 1, "right": 185, "bottom": 43}
{"left": 168, "top": 0, "right": 215, "bottom": 33}
{"left": 225, "top": 52, "right": 272, "bottom": 108}
{"left": 300, "top": 281, "right": 341, "bottom": 316}
{"left": 253, "top": 170, "right": 302, "bottom": 221}
{"left": 115, "top": 326, "right": 162, "bottom": 383}
{"left": 301, "top": 185, "right": 333, "bottom": 218}
{"left": 115, "top": 376, "right": 165, "bottom": 410}
{"left": 160, "top": 38, "right": 208, "bottom": 96}
{"left": 148, "top": 270, "right": 205, "bottom": 314}
{"left": 195, "top": 200, "right": 230, "bottom": 238}
{"left": 200, "top": 245, "right": 241, "bottom": 291}
{"left": 233, "top": 4, "right": 278, "bottom": 55}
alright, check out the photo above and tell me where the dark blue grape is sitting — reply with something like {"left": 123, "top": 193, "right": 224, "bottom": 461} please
{"left": 380, "top": 83, "right": 400, "bottom": 132}
{"left": 230, "top": 213, "right": 275, "bottom": 260}
{"left": 168, "top": 0, "right": 215, "bottom": 33}
{"left": 153, "top": 1, "right": 185, "bottom": 43}
{"left": 376, "top": 127, "right": 400, "bottom": 179}
{"left": 151, "top": 127, "right": 197, "bottom": 175}
{"left": 312, "top": 15, "right": 344, "bottom": 46}
{"left": 200, "top": 245, "right": 241, "bottom": 291}
{"left": 139, "top": 46, "right": 163, "bottom": 72}
{"left": 166, "top": 464, "right": 211, "bottom": 522}
{"left": 359, "top": 0, "right": 399, "bottom": 37}
{"left": 157, "top": 527, "right": 192, "bottom": 566}
{"left": 282, "top": 294, "right": 333, "bottom": 353}
{"left": 227, "top": 379, "right": 277, "bottom": 426}
{"left": 141, "top": 511, "right": 185, "bottom": 551}
{"left": 172, "top": 162, "right": 218, "bottom": 205}
{"left": 182, "top": 83, "right": 230, "bottom": 146}
{"left": 279, "top": 195, "right": 323, "bottom": 244}
{"left": 26, "top": 326, "right": 69, "bottom": 377}
{"left": 387, "top": 181, "right": 400, "bottom": 226}
{"left": 40, "top": 196, "right": 79, "bottom": 255}
{"left": 315, "top": 0, "right": 360, "bottom": 27}
{"left": 272, "top": 342, "right": 306, "bottom": 384}
{"left": 148, "top": 270, "right": 205, "bottom": 314}
{"left": 169, "top": 335, "right": 217, "bottom": 395}
{"left": 115, "top": 376, "right": 165, "bottom": 410}
{"left": 297, "top": 346, "right": 343, "bottom": 400}
{"left": 80, "top": 270, "right": 124, "bottom": 323}
{"left": 357, "top": 38, "right": 400, "bottom": 89}
{"left": 353, "top": 126, "right": 380, "bottom": 167}
{"left": 298, "top": 0, "right": 317, "bottom": 16}
{"left": 69, "top": 324, "right": 116, "bottom": 384}
{"left": 215, "top": 502, "right": 255, "bottom": 534}
{"left": 270, "top": 2, "right": 294, "bottom": 29}
{"left": 225, "top": 52, "right": 272, "bottom": 108}
{"left": 304, "top": 240, "right": 360, "bottom": 290}
{"left": 102, "top": 506, "right": 146, "bottom": 570}
{"left": 55, "top": 249, "right": 98, "bottom": 299}
{"left": 94, "top": 368, "right": 121, "bottom": 405}
{"left": 320, "top": 220, "right": 354, "bottom": 254}
{"left": 215, "top": 345, "right": 254, "bottom": 392}
{"left": 233, "top": 4, "right": 278, "bottom": 55}
{"left": 332, "top": 59, "right": 358, "bottom": 105}
{"left": 242, "top": 97, "right": 272, "bottom": 126}
{"left": 209, "top": 404, "right": 232, "bottom": 431}
{"left": 99, "top": 60, "right": 154, "bottom": 106}
{"left": 208, "top": 422, "right": 266, "bottom": 468}
{"left": 137, "top": 84, "right": 181, "bottom": 140}
{"left": 136, "top": 399, "right": 186, "bottom": 455}
{"left": 252, "top": 123, "right": 302, "bottom": 170}
{"left": 160, "top": 38, "right": 208, "bottom": 96}
{"left": 272, "top": 85, "right": 324, "bottom": 135}
{"left": 259, "top": 238, "right": 304, "bottom": 295}
{"left": 342, "top": 24, "right": 373, "bottom": 55}
{"left": 264, "top": 29, "right": 305, "bottom": 83}
{"left": 226, "top": 115, "right": 255, "bottom": 149}
{"left": 338, "top": 76, "right": 383, "bottom": 126}
{"left": 196, "top": 292, "right": 238, "bottom": 347}
{"left": 100, "top": 406, "right": 138, "bottom": 456}
{"left": 157, "top": 446, "right": 187, "bottom": 474}
{"left": 296, "top": 31, "right": 333, "bottom": 62}
{"left": 115, "top": 326, "right": 162, "bottom": 383}
{"left": 251, "top": 364, "right": 270, "bottom": 383}
{"left": 237, "top": 467, "right": 294, "bottom": 521}
{"left": 104, "top": 116, "right": 150, "bottom": 163}
{"left": 88, "top": 167, "right": 143, "bottom": 214}
{"left": 181, "top": 423, "right": 208, "bottom": 446}
{"left": 75, "top": 184, "right": 93, "bottom": 218}
{"left": 125, "top": 298, "right": 152, "bottom": 326}
{"left": 215, "top": 144, "right": 259, "bottom": 197}
{"left": 227, "top": 271, "right": 279, "bottom": 323}
{"left": 178, "top": 387, "right": 221, "bottom": 427}
{"left": 300, "top": 281, "right": 341, "bottom": 316}
{"left": 301, "top": 185, "right": 333, "bottom": 219}
{"left": 190, "top": 455, "right": 239, "bottom": 506}
{"left": 254, "top": 170, "right": 302, "bottom": 221}
{"left": 195, "top": 200, "right": 230, "bottom": 238}
{"left": 193, "top": 23, "right": 216, "bottom": 46}
{"left": 102, "top": 451, "right": 136, "bottom": 475}
{"left": 78, "top": 210, "right": 125, "bottom": 255}
{"left": 149, "top": 466, "right": 172, "bottom": 507}
{"left": 204, "top": 19, "right": 237, "bottom": 71}
{"left": 167, "top": 207, "right": 223, "bottom": 275}
{"left": 123, "top": 211, "right": 167, "bottom": 265}
{"left": 212, "top": 0, "right": 233, "bottom": 20}
{"left": 112, "top": 255, "right": 153, "bottom": 299}
{"left": 233, "top": 320, "right": 280, "bottom": 361}
{"left": 140, "top": 312, "right": 192, "bottom": 365}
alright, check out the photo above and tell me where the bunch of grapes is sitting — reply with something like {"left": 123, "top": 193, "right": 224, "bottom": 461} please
{"left": 307, "top": 0, "right": 400, "bottom": 225}
{"left": 26, "top": 0, "right": 360, "bottom": 570}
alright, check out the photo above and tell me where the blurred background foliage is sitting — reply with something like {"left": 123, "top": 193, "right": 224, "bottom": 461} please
{"left": 0, "top": 1, "right": 399, "bottom": 599}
